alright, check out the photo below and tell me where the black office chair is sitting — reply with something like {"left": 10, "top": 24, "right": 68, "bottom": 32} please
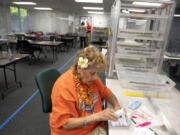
{"left": 17, "top": 40, "right": 34, "bottom": 60}
{"left": 18, "top": 40, "right": 43, "bottom": 60}
{"left": 35, "top": 68, "right": 61, "bottom": 113}
{"left": 50, "top": 36, "right": 56, "bottom": 41}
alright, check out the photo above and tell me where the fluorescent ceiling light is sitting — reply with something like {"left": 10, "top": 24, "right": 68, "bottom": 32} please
{"left": 128, "top": 9, "right": 146, "bottom": 13}
{"left": 75, "top": 0, "right": 103, "bottom": 3}
{"left": 88, "top": 11, "right": 104, "bottom": 14}
{"left": 34, "top": 7, "right": 53, "bottom": 10}
{"left": 83, "top": 7, "right": 104, "bottom": 10}
{"left": 174, "top": 14, "right": 180, "bottom": 17}
{"left": 12, "top": 2, "right": 37, "bottom": 5}
{"left": 133, "top": 2, "right": 162, "bottom": 7}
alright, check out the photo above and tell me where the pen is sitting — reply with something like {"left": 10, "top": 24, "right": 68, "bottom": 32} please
{"left": 132, "top": 116, "right": 137, "bottom": 119}
{"left": 131, "top": 118, "right": 136, "bottom": 124}
{"left": 149, "top": 128, "right": 158, "bottom": 135}
{"left": 136, "top": 121, "right": 151, "bottom": 127}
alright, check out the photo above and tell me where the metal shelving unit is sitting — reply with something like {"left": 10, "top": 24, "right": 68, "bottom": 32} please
{"left": 91, "top": 27, "right": 108, "bottom": 43}
{"left": 107, "top": 2, "right": 178, "bottom": 135}
{"left": 119, "top": 13, "right": 168, "bottom": 19}
{"left": 108, "top": 0, "right": 176, "bottom": 77}
{"left": 107, "top": 0, "right": 176, "bottom": 94}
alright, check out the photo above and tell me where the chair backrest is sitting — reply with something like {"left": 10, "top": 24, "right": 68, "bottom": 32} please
{"left": 50, "top": 36, "right": 56, "bottom": 41}
{"left": 17, "top": 40, "right": 30, "bottom": 53}
{"left": 98, "top": 72, "right": 106, "bottom": 85}
{"left": 35, "top": 68, "right": 61, "bottom": 113}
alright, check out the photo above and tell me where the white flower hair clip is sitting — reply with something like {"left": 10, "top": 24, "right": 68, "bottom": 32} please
{"left": 78, "top": 57, "right": 88, "bottom": 68}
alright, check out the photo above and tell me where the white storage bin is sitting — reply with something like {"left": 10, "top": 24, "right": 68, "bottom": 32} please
{"left": 116, "top": 46, "right": 161, "bottom": 59}
{"left": 117, "top": 71, "right": 175, "bottom": 91}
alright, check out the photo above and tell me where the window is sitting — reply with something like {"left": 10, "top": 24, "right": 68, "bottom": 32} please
{"left": 10, "top": 6, "right": 20, "bottom": 31}
{"left": 10, "top": 6, "right": 29, "bottom": 31}
{"left": 10, "top": 6, "right": 19, "bottom": 15}
{"left": 20, "top": 8, "right": 28, "bottom": 31}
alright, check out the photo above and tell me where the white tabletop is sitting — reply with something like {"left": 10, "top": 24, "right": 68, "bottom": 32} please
{"left": 106, "top": 79, "right": 180, "bottom": 135}
{"left": 0, "top": 39, "right": 8, "bottom": 42}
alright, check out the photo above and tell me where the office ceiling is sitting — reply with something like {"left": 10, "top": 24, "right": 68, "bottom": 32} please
{"left": 0, "top": 0, "right": 114, "bottom": 13}
{"left": 1, "top": 0, "right": 180, "bottom": 13}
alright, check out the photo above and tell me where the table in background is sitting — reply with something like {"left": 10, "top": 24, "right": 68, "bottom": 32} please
{"left": 66, "top": 35, "right": 78, "bottom": 46}
{"left": 57, "top": 37, "right": 74, "bottom": 48}
{"left": 0, "top": 39, "right": 8, "bottom": 43}
{"left": 24, "top": 34, "right": 37, "bottom": 40}
{"left": 106, "top": 79, "right": 180, "bottom": 135}
{"left": 164, "top": 55, "right": 180, "bottom": 77}
{"left": 0, "top": 39, "right": 8, "bottom": 50}
{"left": 28, "top": 40, "right": 63, "bottom": 63}
{"left": 0, "top": 54, "right": 29, "bottom": 99}
{"left": 8, "top": 39, "right": 18, "bottom": 44}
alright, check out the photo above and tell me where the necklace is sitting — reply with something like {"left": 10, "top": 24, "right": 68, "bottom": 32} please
{"left": 72, "top": 70, "right": 94, "bottom": 115}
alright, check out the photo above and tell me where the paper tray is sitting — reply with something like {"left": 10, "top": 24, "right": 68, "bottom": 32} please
{"left": 115, "top": 59, "right": 158, "bottom": 73}
{"left": 116, "top": 46, "right": 161, "bottom": 59}
{"left": 117, "top": 71, "right": 175, "bottom": 91}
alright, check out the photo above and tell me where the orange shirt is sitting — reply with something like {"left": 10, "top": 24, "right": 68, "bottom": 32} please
{"left": 50, "top": 67, "right": 112, "bottom": 135}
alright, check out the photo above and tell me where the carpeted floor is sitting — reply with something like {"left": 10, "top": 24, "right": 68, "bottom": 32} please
{"left": 0, "top": 45, "right": 79, "bottom": 135}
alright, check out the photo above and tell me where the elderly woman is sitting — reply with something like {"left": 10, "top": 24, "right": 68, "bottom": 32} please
{"left": 50, "top": 45, "right": 122, "bottom": 135}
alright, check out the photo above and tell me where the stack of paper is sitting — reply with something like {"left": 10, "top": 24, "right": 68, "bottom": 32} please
{"left": 132, "top": 127, "right": 154, "bottom": 135}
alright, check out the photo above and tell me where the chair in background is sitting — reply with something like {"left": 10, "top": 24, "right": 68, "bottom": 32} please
{"left": 98, "top": 72, "right": 108, "bottom": 134}
{"left": 35, "top": 68, "right": 61, "bottom": 113}
{"left": 98, "top": 72, "right": 107, "bottom": 109}
{"left": 17, "top": 40, "right": 42, "bottom": 61}
{"left": 50, "top": 36, "right": 56, "bottom": 41}
{"left": 56, "top": 36, "right": 67, "bottom": 52}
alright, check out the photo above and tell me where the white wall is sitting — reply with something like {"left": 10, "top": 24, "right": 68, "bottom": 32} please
{"left": 0, "top": 3, "right": 31, "bottom": 37}
{"left": 0, "top": 4, "right": 11, "bottom": 38}
{"left": 92, "top": 14, "right": 110, "bottom": 27}
{"left": 29, "top": 10, "right": 76, "bottom": 34}
{"left": 55, "top": 11, "right": 75, "bottom": 34}
{"left": 29, "top": 10, "right": 53, "bottom": 33}
{"left": 75, "top": 12, "right": 110, "bottom": 28}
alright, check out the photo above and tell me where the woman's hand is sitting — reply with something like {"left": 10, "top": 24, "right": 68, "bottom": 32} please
{"left": 114, "top": 105, "right": 127, "bottom": 114}
{"left": 95, "top": 108, "right": 119, "bottom": 121}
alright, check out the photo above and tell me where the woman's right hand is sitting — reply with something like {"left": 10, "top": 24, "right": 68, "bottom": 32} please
{"left": 95, "top": 108, "right": 120, "bottom": 121}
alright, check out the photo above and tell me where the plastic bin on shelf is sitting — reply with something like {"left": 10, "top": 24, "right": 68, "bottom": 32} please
{"left": 117, "top": 71, "right": 175, "bottom": 92}
{"left": 116, "top": 46, "right": 161, "bottom": 59}
{"left": 115, "top": 56, "right": 159, "bottom": 73}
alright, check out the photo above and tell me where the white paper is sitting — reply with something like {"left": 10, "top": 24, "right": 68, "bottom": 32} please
{"left": 111, "top": 109, "right": 130, "bottom": 127}
{"left": 132, "top": 127, "right": 154, "bottom": 135}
